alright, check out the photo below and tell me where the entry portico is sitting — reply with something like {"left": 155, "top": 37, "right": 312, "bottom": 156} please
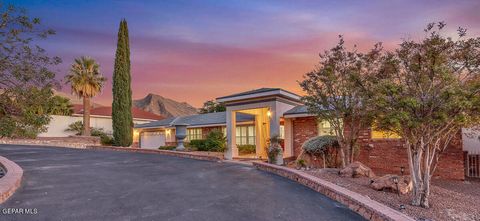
{"left": 216, "top": 88, "right": 303, "bottom": 160}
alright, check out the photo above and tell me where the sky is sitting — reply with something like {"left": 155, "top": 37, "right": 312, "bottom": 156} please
{"left": 8, "top": 0, "right": 480, "bottom": 107}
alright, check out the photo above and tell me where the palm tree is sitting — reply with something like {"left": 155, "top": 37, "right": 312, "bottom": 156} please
{"left": 47, "top": 96, "right": 74, "bottom": 116}
{"left": 65, "top": 56, "right": 106, "bottom": 136}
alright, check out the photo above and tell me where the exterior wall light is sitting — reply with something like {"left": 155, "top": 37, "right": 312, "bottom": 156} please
{"left": 267, "top": 110, "right": 272, "bottom": 117}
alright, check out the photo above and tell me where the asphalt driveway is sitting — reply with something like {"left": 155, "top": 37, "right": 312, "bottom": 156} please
{"left": 0, "top": 144, "right": 364, "bottom": 221}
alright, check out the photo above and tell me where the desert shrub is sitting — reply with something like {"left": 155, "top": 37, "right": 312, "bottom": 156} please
{"left": 204, "top": 130, "right": 226, "bottom": 152}
{"left": 90, "top": 128, "right": 113, "bottom": 146}
{"left": 158, "top": 146, "right": 176, "bottom": 150}
{"left": 238, "top": 144, "right": 256, "bottom": 154}
{"left": 65, "top": 121, "right": 84, "bottom": 135}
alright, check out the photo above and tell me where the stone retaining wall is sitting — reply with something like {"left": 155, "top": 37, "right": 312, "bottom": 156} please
{"left": 0, "top": 156, "right": 23, "bottom": 203}
{"left": 86, "top": 146, "right": 223, "bottom": 162}
{"left": 0, "top": 136, "right": 100, "bottom": 149}
{"left": 253, "top": 162, "right": 414, "bottom": 221}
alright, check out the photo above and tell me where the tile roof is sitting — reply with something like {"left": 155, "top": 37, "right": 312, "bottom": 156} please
{"left": 134, "top": 111, "right": 255, "bottom": 128}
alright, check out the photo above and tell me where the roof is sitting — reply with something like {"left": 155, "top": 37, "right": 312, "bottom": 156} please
{"left": 135, "top": 111, "right": 255, "bottom": 128}
{"left": 76, "top": 106, "right": 165, "bottom": 120}
{"left": 283, "top": 105, "right": 309, "bottom": 115}
{"left": 216, "top": 88, "right": 301, "bottom": 102}
{"left": 71, "top": 104, "right": 83, "bottom": 114}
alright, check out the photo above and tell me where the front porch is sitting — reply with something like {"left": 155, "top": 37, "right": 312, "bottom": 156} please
{"left": 217, "top": 88, "right": 302, "bottom": 160}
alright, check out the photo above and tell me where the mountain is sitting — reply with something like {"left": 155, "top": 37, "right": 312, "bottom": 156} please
{"left": 133, "top": 93, "right": 198, "bottom": 118}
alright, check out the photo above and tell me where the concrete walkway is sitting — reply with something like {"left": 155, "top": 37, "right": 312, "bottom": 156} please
{"left": 0, "top": 144, "right": 364, "bottom": 221}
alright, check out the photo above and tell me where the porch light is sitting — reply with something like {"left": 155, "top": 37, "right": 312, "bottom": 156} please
{"left": 267, "top": 110, "right": 272, "bottom": 117}
{"left": 166, "top": 129, "right": 171, "bottom": 135}
{"left": 133, "top": 130, "right": 139, "bottom": 137}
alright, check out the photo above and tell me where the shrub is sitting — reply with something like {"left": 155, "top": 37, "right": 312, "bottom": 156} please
{"left": 301, "top": 135, "right": 340, "bottom": 168}
{"left": 159, "top": 146, "right": 176, "bottom": 150}
{"left": 238, "top": 144, "right": 256, "bottom": 154}
{"left": 86, "top": 126, "right": 113, "bottom": 146}
{"left": 65, "top": 121, "right": 84, "bottom": 135}
{"left": 302, "top": 135, "right": 339, "bottom": 155}
{"left": 188, "top": 139, "right": 207, "bottom": 150}
{"left": 204, "top": 130, "right": 226, "bottom": 152}
{"left": 100, "top": 134, "right": 114, "bottom": 146}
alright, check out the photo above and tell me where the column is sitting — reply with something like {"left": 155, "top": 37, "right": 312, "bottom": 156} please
{"left": 225, "top": 110, "right": 238, "bottom": 159}
{"left": 284, "top": 118, "right": 294, "bottom": 157}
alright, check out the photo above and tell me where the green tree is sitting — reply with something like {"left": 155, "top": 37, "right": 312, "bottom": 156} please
{"left": 199, "top": 100, "right": 226, "bottom": 114}
{"left": 371, "top": 22, "right": 480, "bottom": 208}
{"left": 299, "top": 37, "right": 381, "bottom": 167}
{"left": 0, "top": 87, "right": 54, "bottom": 138}
{"left": 65, "top": 56, "right": 106, "bottom": 136}
{"left": 0, "top": 4, "right": 61, "bottom": 138}
{"left": 112, "top": 19, "right": 133, "bottom": 146}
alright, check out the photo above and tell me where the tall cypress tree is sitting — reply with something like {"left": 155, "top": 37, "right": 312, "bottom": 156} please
{"left": 112, "top": 19, "right": 133, "bottom": 146}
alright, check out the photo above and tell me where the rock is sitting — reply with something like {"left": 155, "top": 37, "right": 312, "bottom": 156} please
{"left": 339, "top": 161, "right": 376, "bottom": 178}
{"left": 370, "top": 174, "right": 412, "bottom": 194}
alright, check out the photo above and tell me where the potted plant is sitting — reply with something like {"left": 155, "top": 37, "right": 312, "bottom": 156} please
{"left": 267, "top": 135, "right": 283, "bottom": 165}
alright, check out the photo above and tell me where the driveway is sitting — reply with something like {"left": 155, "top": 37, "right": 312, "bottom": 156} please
{"left": 0, "top": 144, "right": 364, "bottom": 221}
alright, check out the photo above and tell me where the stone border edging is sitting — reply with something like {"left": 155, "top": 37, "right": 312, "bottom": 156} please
{"left": 0, "top": 156, "right": 23, "bottom": 204}
{"left": 86, "top": 146, "right": 223, "bottom": 162}
{"left": 253, "top": 162, "right": 414, "bottom": 221}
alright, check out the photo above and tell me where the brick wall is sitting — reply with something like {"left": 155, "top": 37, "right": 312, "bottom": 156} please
{"left": 291, "top": 117, "right": 465, "bottom": 180}
{"left": 292, "top": 117, "right": 318, "bottom": 156}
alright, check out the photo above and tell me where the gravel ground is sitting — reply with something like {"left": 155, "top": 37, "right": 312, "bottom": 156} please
{"left": 306, "top": 168, "right": 480, "bottom": 221}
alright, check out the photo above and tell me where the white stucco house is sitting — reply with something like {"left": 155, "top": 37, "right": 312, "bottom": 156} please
{"left": 39, "top": 106, "right": 164, "bottom": 137}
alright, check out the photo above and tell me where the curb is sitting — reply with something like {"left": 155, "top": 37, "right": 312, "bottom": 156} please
{"left": 253, "top": 162, "right": 414, "bottom": 221}
{"left": 86, "top": 146, "right": 223, "bottom": 162}
{"left": 0, "top": 156, "right": 23, "bottom": 204}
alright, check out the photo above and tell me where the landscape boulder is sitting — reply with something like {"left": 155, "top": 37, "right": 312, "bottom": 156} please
{"left": 339, "top": 161, "right": 376, "bottom": 178}
{"left": 370, "top": 174, "right": 412, "bottom": 194}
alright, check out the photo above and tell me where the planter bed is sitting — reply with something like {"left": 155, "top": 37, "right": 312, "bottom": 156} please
{"left": 307, "top": 168, "right": 480, "bottom": 221}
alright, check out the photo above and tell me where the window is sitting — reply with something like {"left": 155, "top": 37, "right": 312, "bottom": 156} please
{"left": 279, "top": 125, "right": 285, "bottom": 139}
{"left": 236, "top": 125, "right": 255, "bottom": 145}
{"left": 222, "top": 127, "right": 226, "bottom": 136}
{"left": 317, "top": 120, "right": 334, "bottom": 136}
{"left": 371, "top": 130, "right": 401, "bottom": 139}
{"left": 187, "top": 128, "right": 202, "bottom": 141}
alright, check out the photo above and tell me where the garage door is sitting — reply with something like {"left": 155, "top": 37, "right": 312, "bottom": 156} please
{"left": 140, "top": 131, "right": 166, "bottom": 149}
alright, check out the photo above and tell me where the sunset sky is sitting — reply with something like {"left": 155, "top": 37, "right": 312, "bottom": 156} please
{"left": 11, "top": 0, "right": 480, "bottom": 107}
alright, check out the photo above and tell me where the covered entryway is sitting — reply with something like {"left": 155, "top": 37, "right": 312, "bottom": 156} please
{"left": 216, "top": 88, "right": 303, "bottom": 160}
{"left": 140, "top": 131, "right": 166, "bottom": 149}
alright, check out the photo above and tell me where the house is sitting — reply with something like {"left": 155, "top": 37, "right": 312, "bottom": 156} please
{"left": 134, "top": 88, "right": 478, "bottom": 180}
{"left": 40, "top": 106, "right": 164, "bottom": 137}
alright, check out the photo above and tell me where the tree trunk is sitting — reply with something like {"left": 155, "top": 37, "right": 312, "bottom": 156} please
{"left": 407, "top": 139, "right": 431, "bottom": 208}
{"left": 83, "top": 96, "right": 91, "bottom": 136}
{"left": 338, "top": 146, "right": 346, "bottom": 168}
{"left": 322, "top": 153, "right": 326, "bottom": 168}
